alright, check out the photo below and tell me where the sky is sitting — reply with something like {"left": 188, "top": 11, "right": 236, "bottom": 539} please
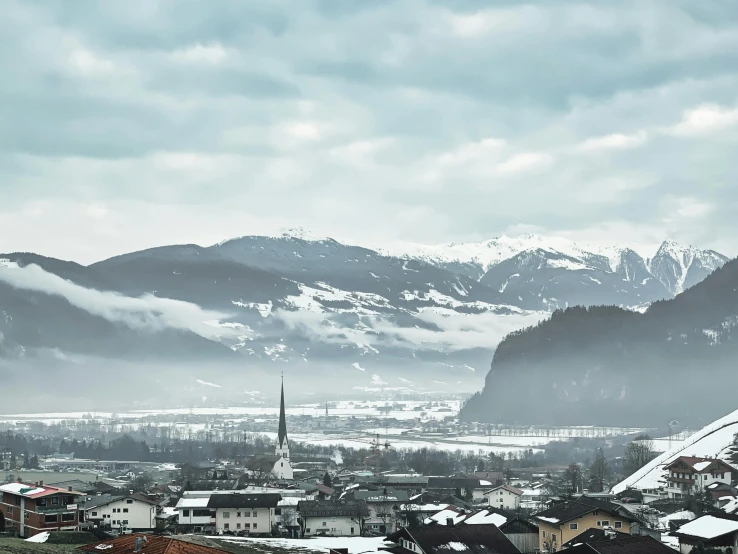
{"left": 2, "top": 0, "right": 738, "bottom": 264}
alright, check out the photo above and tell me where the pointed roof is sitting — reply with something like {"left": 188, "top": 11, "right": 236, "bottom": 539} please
{"left": 278, "top": 378, "right": 288, "bottom": 449}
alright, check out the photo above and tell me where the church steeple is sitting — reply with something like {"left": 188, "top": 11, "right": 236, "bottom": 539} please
{"left": 276, "top": 375, "right": 289, "bottom": 459}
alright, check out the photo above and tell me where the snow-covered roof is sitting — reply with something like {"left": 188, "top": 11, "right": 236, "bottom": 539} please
{"left": 464, "top": 511, "right": 508, "bottom": 527}
{"left": 693, "top": 461, "right": 712, "bottom": 472}
{"left": 176, "top": 497, "right": 210, "bottom": 509}
{"left": 676, "top": 515, "right": 738, "bottom": 539}
{"left": 537, "top": 516, "right": 560, "bottom": 524}
{"left": 425, "top": 509, "right": 466, "bottom": 526}
{"left": 658, "top": 511, "right": 695, "bottom": 530}
{"left": 612, "top": 407, "right": 738, "bottom": 494}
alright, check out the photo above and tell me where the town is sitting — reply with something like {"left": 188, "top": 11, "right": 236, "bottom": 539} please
{"left": 1, "top": 381, "right": 735, "bottom": 554}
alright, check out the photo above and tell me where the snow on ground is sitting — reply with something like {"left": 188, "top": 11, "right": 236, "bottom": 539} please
{"left": 215, "top": 536, "right": 390, "bottom": 553}
{"left": 612, "top": 407, "right": 738, "bottom": 494}
{"left": 25, "top": 532, "right": 50, "bottom": 543}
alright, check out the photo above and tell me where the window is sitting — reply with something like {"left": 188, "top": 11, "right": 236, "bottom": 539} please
{"left": 7, "top": 507, "right": 13, "bottom": 515}
{"left": 600, "top": 521, "right": 610, "bottom": 527}
{"left": 45, "top": 514, "right": 59, "bottom": 523}
{"left": 245, "top": 523, "right": 251, "bottom": 529}
{"left": 237, "top": 512, "right": 242, "bottom": 518}
{"left": 323, "top": 521, "right": 328, "bottom": 527}
{"left": 62, "top": 513, "right": 75, "bottom": 522}
{"left": 223, "top": 512, "right": 231, "bottom": 519}
{"left": 351, "top": 527, "right": 355, "bottom": 535}
{"left": 253, "top": 511, "right": 258, "bottom": 517}
{"left": 123, "top": 509, "right": 128, "bottom": 513}
{"left": 38, "top": 499, "right": 47, "bottom": 507}
{"left": 182, "top": 510, "right": 190, "bottom": 517}
{"left": 224, "top": 523, "right": 230, "bottom": 530}
{"left": 127, "top": 499, "right": 133, "bottom": 504}
{"left": 614, "top": 522, "right": 623, "bottom": 529}
{"left": 122, "top": 520, "right": 128, "bottom": 525}
{"left": 237, "top": 523, "right": 242, "bottom": 529}
{"left": 25, "top": 511, "right": 30, "bottom": 519}
{"left": 253, "top": 523, "right": 257, "bottom": 529}
{"left": 52, "top": 497, "right": 59, "bottom": 505}
{"left": 569, "top": 523, "right": 578, "bottom": 530}
{"left": 91, "top": 512, "right": 98, "bottom": 517}
{"left": 542, "top": 531, "right": 547, "bottom": 538}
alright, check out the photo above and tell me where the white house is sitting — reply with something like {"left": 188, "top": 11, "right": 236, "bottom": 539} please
{"left": 175, "top": 495, "right": 215, "bottom": 532}
{"left": 483, "top": 485, "right": 523, "bottom": 511}
{"left": 84, "top": 494, "right": 159, "bottom": 531}
{"left": 207, "top": 493, "right": 281, "bottom": 535}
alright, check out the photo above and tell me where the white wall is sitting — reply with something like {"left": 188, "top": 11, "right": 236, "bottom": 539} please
{"left": 215, "top": 507, "right": 275, "bottom": 534}
{"left": 93, "top": 499, "right": 156, "bottom": 530}
{"left": 303, "top": 515, "right": 360, "bottom": 536}
{"left": 273, "top": 458, "right": 294, "bottom": 481}
{"left": 177, "top": 507, "right": 214, "bottom": 527}
{"left": 486, "top": 489, "right": 521, "bottom": 510}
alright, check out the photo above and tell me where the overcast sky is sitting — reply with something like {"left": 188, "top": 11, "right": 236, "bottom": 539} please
{"left": 2, "top": 0, "right": 738, "bottom": 264}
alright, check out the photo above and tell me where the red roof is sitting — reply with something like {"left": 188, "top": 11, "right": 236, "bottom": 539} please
{"left": 78, "top": 534, "right": 228, "bottom": 554}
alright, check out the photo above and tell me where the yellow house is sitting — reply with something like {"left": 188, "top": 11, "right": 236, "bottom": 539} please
{"left": 533, "top": 497, "right": 636, "bottom": 552}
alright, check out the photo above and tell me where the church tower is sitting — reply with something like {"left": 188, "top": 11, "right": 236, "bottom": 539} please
{"left": 275, "top": 377, "right": 290, "bottom": 460}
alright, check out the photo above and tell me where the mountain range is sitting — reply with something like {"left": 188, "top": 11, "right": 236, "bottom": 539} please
{"left": 459, "top": 253, "right": 738, "bottom": 427}
{"left": 0, "top": 231, "right": 729, "bottom": 411}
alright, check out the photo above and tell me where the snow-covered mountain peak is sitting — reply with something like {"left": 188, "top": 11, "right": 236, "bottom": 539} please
{"left": 648, "top": 240, "right": 729, "bottom": 295}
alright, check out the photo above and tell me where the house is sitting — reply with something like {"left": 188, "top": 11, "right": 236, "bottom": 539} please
{"left": 82, "top": 493, "right": 160, "bottom": 531}
{"left": 176, "top": 494, "right": 216, "bottom": 533}
{"left": 385, "top": 523, "right": 521, "bottom": 554}
{"left": 298, "top": 500, "right": 369, "bottom": 537}
{"left": 564, "top": 535, "right": 676, "bottom": 554}
{"left": 475, "top": 472, "right": 506, "bottom": 486}
{"left": 427, "top": 477, "right": 491, "bottom": 503}
{"left": 673, "top": 512, "right": 738, "bottom": 554}
{"left": 0, "top": 481, "right": 84, "bottom": 537}
{"left": 46, "top": 480, "right": 100, "bottom": 495}
{"left": 423, "top": 506, "right": 539, "bottom": 554}
{"left": 561, "top": 528, "right": 631, "bottom": 549}
{"left": 484, "top": 485, "right": 523, "bottom": 511}
{"left": 352, "top": 490, "right": 411, "bottom": 534}
{"left": 207, "top": 493, "right": 281, "bottom": 535}
{"left": 664, "top": 457, "right": 735, "bottom": 500}
{"left": 78, "top": 533, "right": 230, "bottom": 554}
{"left": 533, "top": 497, "right": 636, "bottom": 552}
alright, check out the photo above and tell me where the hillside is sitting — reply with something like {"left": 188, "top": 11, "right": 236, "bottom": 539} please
{"left": 459, "top": 256, "right": 738, "bottom": 427}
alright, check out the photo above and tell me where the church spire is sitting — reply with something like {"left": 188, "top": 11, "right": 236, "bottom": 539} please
{"left": 277, "top": 374, "right": 289, "bottom": 450}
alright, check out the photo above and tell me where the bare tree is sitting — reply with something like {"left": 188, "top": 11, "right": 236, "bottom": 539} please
{"left": 374, "top": 503, "right": 396, "bottom": 533}
{"left": 624, "top": 435, "right": 656, "bottom": 476}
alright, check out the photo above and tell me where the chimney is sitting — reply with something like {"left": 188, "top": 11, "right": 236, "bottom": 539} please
{"left": 39, "top": 481, "right": 43, "bottom": 486}
{"left": 134, "top": 537, "right": 146, "bottom": 552}
{"left": 447, "top": 518, "right": 455, "bottom": 527}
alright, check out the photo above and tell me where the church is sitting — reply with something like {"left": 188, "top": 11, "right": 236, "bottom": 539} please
{"left": 245, "top": 379, "right": 294, "bottom": 481}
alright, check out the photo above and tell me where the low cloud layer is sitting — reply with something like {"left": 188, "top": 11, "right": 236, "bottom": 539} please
{"left": 0, "top": 264, "right": 238, "bottom": 339}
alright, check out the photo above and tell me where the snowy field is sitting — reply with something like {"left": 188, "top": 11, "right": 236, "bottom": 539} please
{"left": 0, "top": 400, "right": 462, "bottom": 423}
{"left": 214, "top": 536, "right": 391, "bottom": 553}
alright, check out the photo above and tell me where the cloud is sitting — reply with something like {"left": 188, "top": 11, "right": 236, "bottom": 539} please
{"left": 496, "top": 152, "right": 554, "bottom": 174}
{"left": 0, "top": 264, "right": 238, "bottom": 339}
{"left": 669, "top": 104, "right": 738, "bottom": 137}
{"left": 576, "top": 131, "right": 648, "bottom": 152}
{"left": 2, "top": 0, "right": 738, "bottom": 259}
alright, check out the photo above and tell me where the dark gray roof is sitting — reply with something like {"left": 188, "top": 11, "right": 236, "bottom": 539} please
{"left": 298, "top": 500, "right": 369, "bottom": 518}
{"left": 388, "top": 523, "right": 521, "bottom": 554}
{"left": 47, "top": 480, "right": 99, "bottom": 494}
{"left": 81, "top": 494, "right": 124, "bottom": 511}
{"left": 535, "top": 497, "right": 637, "bottom": 526}
{"left": 207, "top": 493, "right": 281, "bottom": 509}
{"left": 565, "top": 536, "right": 676, "bottom": 554}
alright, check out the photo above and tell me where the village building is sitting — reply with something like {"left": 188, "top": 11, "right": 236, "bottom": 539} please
{"left": 81, "top": 492, "right": 160, "bottom": 531}
{"left": 0, "top": 481, "right": 84, "bottom": 537}
{"left": 351, "top": 489, "right": 410, "bottom": 534}
{"left": 176, "top": 493, "right": 216, "bottom": 533}
{"left": 207, "top": 492, "right": 281, "bottom": 535}
{"left": 484, "top": 485, "right": 524, "bottom": 511}
{"left": 298, "top": 500, "right": 369, "bottom": 537}
{"left": 664, "top": 457, "right": 735, "bottom": 500}
{"left": 673, "top": 512, "right": 738, "bottom": 554}
{"left": 533, "top": 497, "right": 637, "bottom": 552}
{"left": 385, "top": 523, "right": 521, "bottom": 554}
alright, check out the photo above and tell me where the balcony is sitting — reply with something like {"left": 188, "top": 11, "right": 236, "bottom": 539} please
{"left": 34, "top": 505, "right": 77, "bottom": 514}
